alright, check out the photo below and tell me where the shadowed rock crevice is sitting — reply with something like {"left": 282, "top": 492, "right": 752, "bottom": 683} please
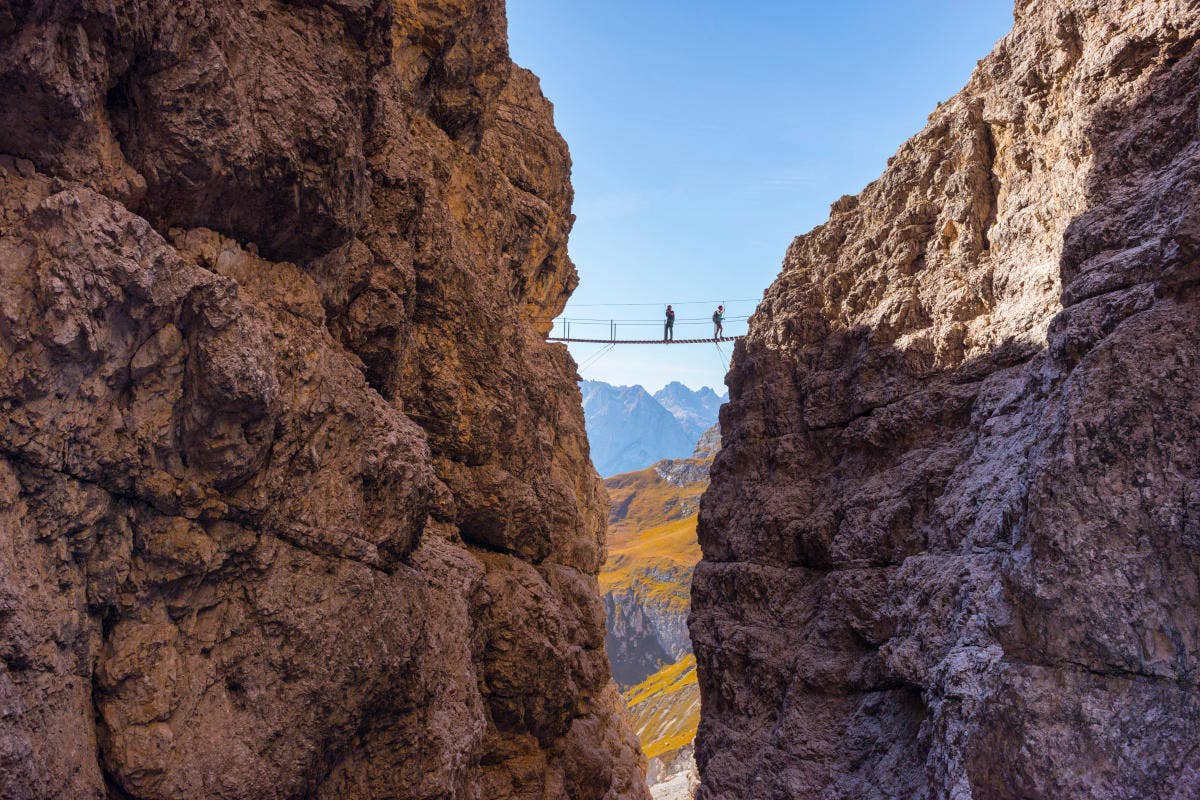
{"left": 693, "top": 4, "right": 1200, "bottom": 798}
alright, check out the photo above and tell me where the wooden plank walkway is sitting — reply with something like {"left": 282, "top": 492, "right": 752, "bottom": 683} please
{"left": 546, "top": 336, "right": 744, "bottom": 344}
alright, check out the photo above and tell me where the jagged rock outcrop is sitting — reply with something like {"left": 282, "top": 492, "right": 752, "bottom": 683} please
{"left": 693, "top": 2, "right": 1200, "bottom": 799}
{"left": 0, "top": 2, "right": 647, "bottom": 799}
{"left": 690, "top": 425, "right": 721, "bottom": 460}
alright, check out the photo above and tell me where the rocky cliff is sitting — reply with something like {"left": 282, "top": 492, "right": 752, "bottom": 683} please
{"left": 0, "top": 2, "right": 647, "bottom": 799}
{"left": 693, "top": 2, "right": 1200, "bottom": 798}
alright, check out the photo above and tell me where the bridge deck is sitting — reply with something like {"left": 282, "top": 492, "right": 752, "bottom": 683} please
{"left": 547, "top": 336, "right": 744, "bottom": 344}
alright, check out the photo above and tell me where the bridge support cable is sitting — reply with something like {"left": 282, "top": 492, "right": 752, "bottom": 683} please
{"left": 575, "top": 342, "right": 616, "bottom": 375}
{"left": 712, "top": 339, "right": 731, "bottom": 373}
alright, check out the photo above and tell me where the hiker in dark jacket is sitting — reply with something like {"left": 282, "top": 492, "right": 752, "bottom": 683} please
{"left": 664, "top": 305, "right": 675, "bottom": 341}
{"left": 712, "top": 305, "right": 724, "bottom": 338}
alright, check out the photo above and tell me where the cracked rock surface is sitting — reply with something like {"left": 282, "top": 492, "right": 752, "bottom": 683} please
{"left": 0, "top": 1, "right": 647, "bottom": 798}
{"left": 692, "top": 2, "right": 1200, "bottom": 798}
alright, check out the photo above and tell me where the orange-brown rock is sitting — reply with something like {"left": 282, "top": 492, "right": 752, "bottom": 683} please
{"left": 693, "top": 2, "right": 1200, "bottom": 798}
{"left": 0, "top": 1, "right": 646, "bottom": 798}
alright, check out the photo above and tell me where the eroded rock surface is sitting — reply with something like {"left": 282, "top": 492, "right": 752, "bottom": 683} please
{"left": 693, "top": 2, "right": 1200, "bottom": 798}
{"left": 0, "top": 1, "right": 646, "bottom": 798}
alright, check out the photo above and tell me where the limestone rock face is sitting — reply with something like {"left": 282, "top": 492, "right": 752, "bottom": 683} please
{"left": 0, "top": 1, "right": 647, "bottom": 799}
{"left": 693, "top": 2, "right": 1200, "bottom": 798}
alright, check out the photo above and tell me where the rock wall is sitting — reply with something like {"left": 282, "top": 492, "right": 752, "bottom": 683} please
{"left": 0, "top": 1, "right": 647, "bottom": 799}
{"left": 693, "top": 2, "right": 1200, "bottom": 798}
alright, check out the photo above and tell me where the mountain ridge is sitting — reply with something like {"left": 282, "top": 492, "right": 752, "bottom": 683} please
{"left": 652, "top": 383, "right": 725, "bottom": 442}
{"left": 582, "top": 380, "right": 725, "bottom": 477}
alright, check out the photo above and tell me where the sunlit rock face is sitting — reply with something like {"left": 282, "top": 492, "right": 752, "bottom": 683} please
{"left": 693, "top": 2, "right": 1200, "bottom": 798}
{"left": 0, "top": 1, "right": 648, "bottom": 798}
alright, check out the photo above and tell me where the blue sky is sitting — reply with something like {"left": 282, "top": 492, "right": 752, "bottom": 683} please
{"left": 507, "top": 1, "right": 1012, "bottom": 393}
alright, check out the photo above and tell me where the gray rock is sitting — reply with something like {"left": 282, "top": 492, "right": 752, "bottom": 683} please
{"left": 653, "top": 383, "right": 726, "bottom": 443}
{"left": 692, "top": 3, "right": 1200, "bottom": 798}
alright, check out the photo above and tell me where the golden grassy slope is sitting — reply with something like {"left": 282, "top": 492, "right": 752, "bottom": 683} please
{"left": 599, "top": 515, "right": 700, "bottom": 613}
{"left": 600, "top": 459, "right": 708, "bottom": 764}
{"left": 606, "top": 464, "right": 707, "bottom": 543}
{"left": 624, "top": 654, "right": 700, "bottom": 760}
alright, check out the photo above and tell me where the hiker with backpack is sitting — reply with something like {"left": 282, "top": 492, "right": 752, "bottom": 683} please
{"left": 664, "top": 305, "right": 675, "bottom": 341}
{"left": 712, "top": 305, "right": 724, "bottom": 339}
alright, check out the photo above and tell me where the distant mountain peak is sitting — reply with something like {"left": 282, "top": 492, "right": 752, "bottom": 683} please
{"left": 580, "top": 380, "right": 723, "bottom": 477}
{"left": 650, "top": 382, "right": 726, "bottom": 446}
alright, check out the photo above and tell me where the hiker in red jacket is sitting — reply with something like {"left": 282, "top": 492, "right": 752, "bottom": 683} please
{"left": 664, "top": 305, "right": 675, "bottom": 341}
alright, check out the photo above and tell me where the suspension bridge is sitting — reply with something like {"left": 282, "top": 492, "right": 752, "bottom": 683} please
{"left": 548, "top": 332, "right": 744, "bottom": 344}
{"left": 544, "top": 298, "right": 757, "bottom": 375}
{"left": 546, "top": 299, "right": 752, "bottom": 344}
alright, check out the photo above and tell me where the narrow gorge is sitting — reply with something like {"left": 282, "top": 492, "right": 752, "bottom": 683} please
{"left": 694, "top": 1, "right": 1200, "bottom": 798}
{"left": 602, "top": 429, "right": 719, "bottom": 798}
{"left": 4, "top": 0, "right": 1200, "bottom": 798}
{"left": 0, "top": 1, "right": 646, "bottom": 798}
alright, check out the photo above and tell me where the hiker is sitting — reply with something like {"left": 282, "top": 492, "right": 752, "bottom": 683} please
{"left": 712, "top": 305, "right": 724, "bottom": 339}
{"left": 664, "top": 305, "right": 675, "bottom": 341}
